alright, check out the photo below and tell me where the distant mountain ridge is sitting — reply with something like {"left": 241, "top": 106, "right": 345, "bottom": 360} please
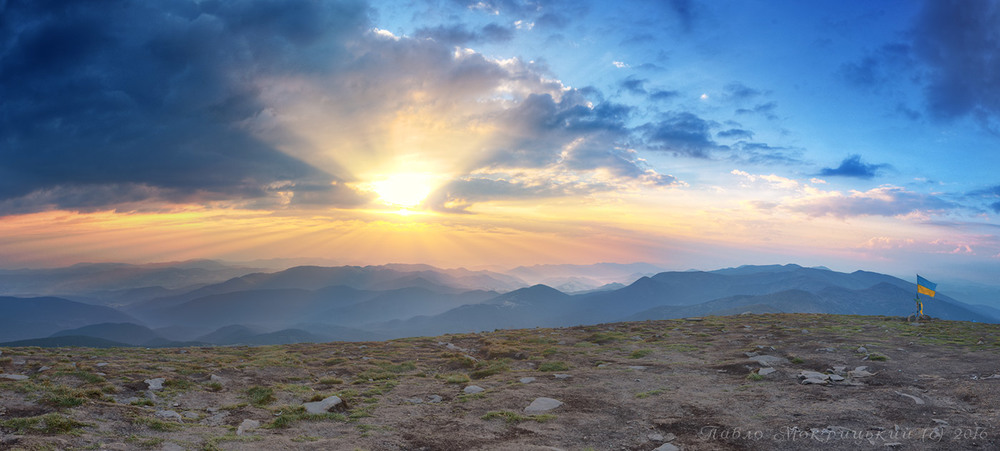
{"left": 1, "top": 263, "right": 996, "bottom": 346}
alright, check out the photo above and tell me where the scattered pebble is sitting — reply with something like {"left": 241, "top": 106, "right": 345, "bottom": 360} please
{"left": 0, "top": 374, "right": 28, "bottom": 381}
{"left": 155, "top": 410, "right": 183, "bottom": 421}
{"left": 463, "top": 385, "right": 484, "bottom": 394}
{"left": 519, "top": 377, "right": 536, "bottom": 384}
{"left": 236, "top": 419, "right": 260, "bottom": 435}
{"left": 303, "top": 395, "right": 343, "bottom": 414}
{"left": 145, "top": 378, "right": 165, "bottom": 390}
{"left": 553, "top": 374, "right": 572, "bottom": 379}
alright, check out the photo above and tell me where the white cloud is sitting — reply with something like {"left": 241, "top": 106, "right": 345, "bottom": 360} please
{"left": 613, "top": 61, "right": 629, "bottom": 68}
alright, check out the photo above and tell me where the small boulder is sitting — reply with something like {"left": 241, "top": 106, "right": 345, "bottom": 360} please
{"left": 0, "top": 374, "right": 28, "bottom": 381}
{"left": 524, "top": 397, "right": 563, "bottom": 413}
{"left": 519, "top": 377, "right": 536, "bottom": 384}
{"left": 303, "top": 395, "right": 343, "bottom": 414}
{"left": 856, "top": 346, "right": 868, "bottom": 353}
{"left": 653, "top": 444, "right": 680, "bottom": 451}
{"left": 801, "top": 378, "right": 829, "bottom": 385}
{"left": 145, "top": 378, "right": 165, "bottom": 390}
{"left": 236, "top": 419, "right": 259, "bottom": 436}
{"left": 427, "top": 395, "right": 443, "bottom": 403}
{"left": 553, "top": 374, "right": 572, "bottom": 379}
{"left": 758, "top": 367, "right": 776, "bottom": 376}
{"left": 463, "top": 385, "right": 485, "bottom": 394}
{"left": 155, "top": 410, "right": 183, "bottom": 421}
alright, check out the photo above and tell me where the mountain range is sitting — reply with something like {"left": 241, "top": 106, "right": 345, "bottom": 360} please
{"left": 1, "top": 262, "right": 996, "bottom": 346}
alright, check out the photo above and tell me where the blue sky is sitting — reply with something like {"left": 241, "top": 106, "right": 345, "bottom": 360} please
{"left": 1, "top": 0, "right": 999, "bottom": 288}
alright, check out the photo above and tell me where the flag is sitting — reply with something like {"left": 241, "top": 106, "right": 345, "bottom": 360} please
{"left": 917, "top": 275, "right": 936, "bottom": 297}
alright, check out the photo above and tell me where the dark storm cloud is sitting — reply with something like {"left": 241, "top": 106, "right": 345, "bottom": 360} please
{"left": 910, "top": 0, "right": 1000, "bottom": 126}
{"left": 818, "top": 155, "right": 890, "bottom": 179}
{"left": 0, "top": 0, "right": 373, "bottom": 214}
{"left": 640, "top": 112, "right": 721, "bottom": 158}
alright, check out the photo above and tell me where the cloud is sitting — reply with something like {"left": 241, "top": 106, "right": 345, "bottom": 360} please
{"left": 716, "top": 128, "right": 754, "bottom": 140}
{"left": 667, "top": 0, "right": 696, "bottom": 32}
{"left": 735, "top": 101, "right": 778, "bottom": 119}
{"left": 0, "top": 0, "right": 679, "bottom": 216}
{"left": 640, "top": 112, "right": 722, "bottom": 158}
{"left": 731, "top": 142, "right": 802, "bottom": 165}
{"left": 619, "top": 77, "right": 646, "bottom": 94}
{"left": 909, "top": 0, "right": 1000, "bottom": 127}
{"left": 967, "top": 185, "right": 1000, "bottom": 213}
{"left": 787, "top": 186, "right": 956, "bottom": 219}
{"left": 724, "top": 82, "right": 763, "bottom": 101}
{"left": 414, "top": 23, "right": 514, "bottom": 45}
{"left": 818, "top": 155, "right": 890, "bottom": 179}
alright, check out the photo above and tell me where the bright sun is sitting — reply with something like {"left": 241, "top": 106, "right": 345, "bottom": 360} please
{"left": 369, "top": 173, "right": 437, "bottom": 208}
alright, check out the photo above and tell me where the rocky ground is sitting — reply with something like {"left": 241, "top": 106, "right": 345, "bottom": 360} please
{"left": 1, "top": 313, "right": 999, "bottom": 450}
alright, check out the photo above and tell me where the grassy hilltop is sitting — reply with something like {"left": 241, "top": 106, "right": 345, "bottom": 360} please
{"left": 1, "top": 313, "right": 999, "bottom": 450}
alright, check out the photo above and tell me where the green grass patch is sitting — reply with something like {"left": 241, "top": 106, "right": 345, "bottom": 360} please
{"left": 537, "top": 361, "right": 569, "bottom": 372}
{"left": 584, "top": 331, "right": 626, "bottom": 344}
{"left": 635, "top": 389, "right": 665, "bottom": 399}
{"left": 629, "top": 349, "right": 653, "bottom": 359}
{"left": 130, "top": 415, "right": 182, "bottom": 432}
{"left": 246, "top": 386, "right": 276, "bottom": 407}
{"left": 39, "top": 386, "right": 86, "bottom": 408}
{"left": 319, "top": 377, "right": 344, "bottom": 385}
{"left": 443, "top": 373, "right": 470, "bottom": 384}
{"left": 0, "top": 413, "right": 89, "bottom": 435}
{"left": 868, "top": 353, "right": 889, "bottom": 361}
{"left": 124, "top": 435, "right": 165, "bottom": 448}
{"left": 481, "top": 410, "right": 556, "bottom": 424}
{"left": 470, "top": 359, "right": 510, "bottom": 379}
{"left": 789, "top": 356, "right": 805, "bottom": 364}
{"left": 130, "top": 398, "right": 155, "bottom": 407}
{"left": 746, "top": 373, "right": 765, "bottom": 381}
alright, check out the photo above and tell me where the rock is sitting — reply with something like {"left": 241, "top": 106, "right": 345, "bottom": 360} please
{"left": 12, "top": 360, "right": 25, "bottom": 365}
{"left": 404, "top": 397, "right": 423, "bottom": 404}
{"left": 758, "top": 367, "right": 776, "bottom": 376}
{"left": 182, "top": 411, "right": 199, "bottom": 419}
{"left": 145, "top": 378, "right": 165, "bottom": 390}
{"left": 744, "top": 351, "right": 760, "bottom": 357}
{"left": 463, "top": 385, "right": 485, "bottom": 394}
{"left": 427, "top": 395, "right": 442, "bottom": 403}
{"left": 101, "top": 443, "right": 129, "bottom": 450}
{"left": 663, "top": 433, "right": 677, "bottom": 442}
{"left": 832, "top": 366, "right": 847, "bottom": 374}
{"left": 161, "top": 444, "right": 185, "bottom": 451}
{"left": 36, "top": 366, "right": 51, "bottom": 373}
{"left": 519, "top": 377, "right": 536, "bottom": 384}
{"left": 0, "top": 374, "right": 28, "bottom": 381}
{"left": 801, "top": 378, "right": 829, "bottom": 385}
{"left": 849, "top": 369, "right": 875, "bottom": 378}
{"left": 303, "top": 395, "right": 343, "bottom": 414}
{"left": 749, "top": 355, "right": 789, "bottom": 366}
{"left": 648, "top": 433, "right": 665, "bottom": 441}
{"left": 524, "top": 397, "right": 563, "bottom": 413}
{"left": 199, "top": 411, "right": 230, "bottom": 426}
{"left": 799, "top": 371, "right": 829, "bottom": 380}
{"left": 236, "top": 419, "right": 259, "bottom": 435}
{"left": 155, "top": 410, "right": 183, "bottom": 421}
{"left": 628, "top": 366, "right": 648, "bottom": 370}
{"left": 816, "top": 347, "right": 835, "bottom": 352}
{"left": 857, "top": 346, "right": 868, "bottom": 353}
{"left": 96, "top": 362, "right": 108, "bottom": 367}
{"left": 895, "top": 391, "right": 925, "bottom": 405}
{"left": 210, "top": 374, "right": 225, "bottom": 383}
{"left": 983, "top": 374, "right": 1000, "bottom": 380}
{"left": 653, "top": 444, "right": 680, "bottom": 451}
{"left": 829, "top": 374, "right": 845, "bottom": 382}
{"left": 553, "top": 374, "right": 572, "bottom": 379}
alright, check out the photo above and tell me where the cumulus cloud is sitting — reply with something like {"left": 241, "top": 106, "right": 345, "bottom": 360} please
{"left": 0, "top": 0, "right": 678, "bottom": 215}
{"left": 640, "top": 112, "right": 722, "bottom": 158}
{"left": 818, "top": 155, "right": 890, "bottom": 179}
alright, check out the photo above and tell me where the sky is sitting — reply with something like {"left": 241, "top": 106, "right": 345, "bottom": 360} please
{"left": 2, "top": 0, "right": 1000, "bottom": 285}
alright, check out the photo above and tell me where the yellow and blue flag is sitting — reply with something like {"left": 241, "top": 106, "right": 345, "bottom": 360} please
{"left": 917, "top": 275, "right": 936, "bottom": 297}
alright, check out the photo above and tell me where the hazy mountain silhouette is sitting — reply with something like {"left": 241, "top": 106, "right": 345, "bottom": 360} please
{"left": 51, "top": 322, "right": 162, "bottom": 346}
{"left": 0, "top": 296, "right": 138, "bottom": 342}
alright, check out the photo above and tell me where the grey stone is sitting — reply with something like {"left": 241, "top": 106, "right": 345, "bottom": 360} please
{"left": 236, "top": 419, "right": 259, "bottom": 436}
{"left": 0, "top": 374, "right": 28, "bottom": 381}
{"left": 161, "top": 444, "right": 185, "bottom": 451}
{"left": 145, "top": 378, "right": 165, "bottom": 390}
{"left": 155, "top": 410, "right": 183, "bottom": 421}
{"left": 748, "top": 355, "right": 789, "bottom": 366}
{"left": 553, "top": 374, "right": 572, "bottom": 379}
{"left": 404, "top": 397, "right": 423, "bottom": 404}
{"left": 832, "top": 366, "right": 847, "bottom": 374}
{"left": 303, "top": 395, "right": 343, "bottom": 414}
{"left": 96, "top": 362, "right": 108, "bottom": 367}
{"left": 524, "top": 397, "right": 563, "bottom": 413}
{"left": 628, "top": 366, "right": 648, "bottom": 370}
{"left": 199, "top": 411, "right": 230, "bottom": 426}
{"left": 653, "top": 444, "right": 680, "bottom": 451}
{"left": 895, "top": 391, "right": 925, "bottom": 405}
{"left": 12, "top": 360, "right": 25, "bottom": 365}
{"left": 519, "top": 377, "right": 536, "bottom": 384}
{"left": 801, "top": 378, "right": 829, "bottom": 385}
{"left": 816, "top": 347, "right": 835, "bottom": 352}
{"left": 36, "top": 366, "right": 51, "bottom": 373}
{"left": 758, "top": 367, "right": 776, "bottom": 376}
{"left": 182, "top": 411, "right": 199, "bottom": 419}
{"left": 799, "top": 371, "right": 829, "bottom": 380}
{"left": 463, "top": 385, "right": 485, "bottom": 394}
{"left": 829, "top": 374, "right": 845, "bottom": 382}
{"left": 210, "top": 374, "right": 225, "bottom": 383}
{"left": 849, "top": 369, "right": 875, "bottom": 378}
{"left": 427, "top": 395, "right": 443, "bottom": 403}
{"left": 857, "top": 346, "right": 868, "bottom": 353}
{"left": 744, "top": 351, "right": 760, "bottom": 357}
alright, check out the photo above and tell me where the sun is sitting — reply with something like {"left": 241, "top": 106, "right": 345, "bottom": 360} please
{"left": 369, "top": 173, "right": 438, "bottom": 208}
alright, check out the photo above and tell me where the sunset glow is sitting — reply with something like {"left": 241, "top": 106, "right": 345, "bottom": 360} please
{"left": 1, "top": 0, "right": 999, "bottom": 285}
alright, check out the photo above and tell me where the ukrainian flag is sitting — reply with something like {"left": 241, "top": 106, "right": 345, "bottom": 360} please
{"left": 917, "top": 275, "right": 937, "bottom": 297}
